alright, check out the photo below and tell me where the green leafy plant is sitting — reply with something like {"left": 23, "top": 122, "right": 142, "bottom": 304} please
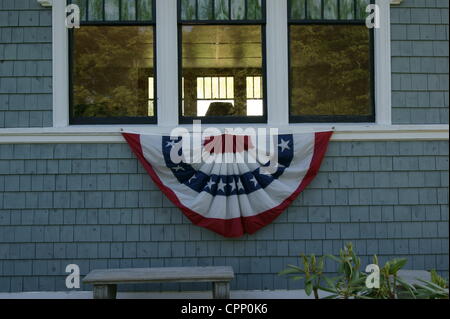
{"left": 279, "top": 254, "right": 325, "bottom": 299}
{"left": 280, "top": 242, "right": 449, "bottom": 300}
{"left": 430, "top": 270, "right": 448, "bottom": 289}
{"left": 411, "top": 270, "right": 449, "bottom": 299}
{"left": 320, "top": 243, "right": 368, "bottom": 299}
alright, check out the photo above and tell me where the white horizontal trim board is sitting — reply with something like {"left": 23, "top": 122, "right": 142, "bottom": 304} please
{"left": 0, "top": 289, "right": 328, "bottom": 299}
{"left": 0, "top": 125, "right": 448, "bottom": 144}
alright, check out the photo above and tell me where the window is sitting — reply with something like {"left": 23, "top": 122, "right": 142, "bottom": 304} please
{"left": 70, "top": 0, "right": 156, "bottom": 124}
{"left": 288, "top": 0, "right": 374, "bottom": 123}
{"left": 179, "top": 0, "right": 267, "bottom": 124}
{"left": 52, "top": 0, "right": 391, "bottom": 129}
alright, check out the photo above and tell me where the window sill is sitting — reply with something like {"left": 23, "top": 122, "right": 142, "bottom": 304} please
{"left": 0, "top": 124, "right": 448, "bottom": 144}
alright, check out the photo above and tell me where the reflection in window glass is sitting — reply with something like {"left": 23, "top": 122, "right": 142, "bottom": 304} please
{"left": 121, "top": 0, "right": 137, "bottom": 20}
{"left": 289, "top": 25, "right": 371, "bottom": 117}
{"left": 323, "top": 0, "right": 338, "bottom": 20}
{"left": 181, "top": 25, "right": 264, "bottom": 118}
{"left": 72, "top": 26, "right": 155, "bottom": 120}
{"left": 340, "top": 0, "right": 355, "bottom": 20}
{"left": 105, "top": 0, "right": 120, "bottom": 21}
{"left": 289, "top": 0, "right": 370, "bottom": 20}
{"left": 72, "top": 0, "right": 154, "bottom": 22}
{"left": 306, "top": 0, "right": 321, "bottom": 19}
{"left": 138, "top": 0, "right": 153, "bottom": 20}
{"left": 88, "top": 0, "right": 103, "bottom": 21}
{"left": 180, "top": 0, "right": 263, "bottom": 21}
{"left": 231, "top": 0, "right": 246, "bottom": 20}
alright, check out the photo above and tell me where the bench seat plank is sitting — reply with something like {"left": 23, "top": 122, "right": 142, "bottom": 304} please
{"left": 83, "top": 266, "right": 234, "bottom": 285}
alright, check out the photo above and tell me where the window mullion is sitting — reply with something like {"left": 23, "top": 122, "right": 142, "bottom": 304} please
{"left": 374, "top": 0, "right": 392, "bottom": 125}
{"left": 53, "top": 0, "right": 70, "bottom": 128}
{"left": 156, "top": 0, "right": 179, "bottom": 126}
{"left": 266, "top": 0, "right": 289, "bottom": 126}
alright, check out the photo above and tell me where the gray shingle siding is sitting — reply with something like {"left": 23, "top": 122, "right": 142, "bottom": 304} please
{"left": 391, "top": 0, "right": 449, "bottom": 124}
{"left": 0, "top": 141, "right": 448, "bottom": 292}
{"left": 0, "top": 0, "right": 52, "bottom": 128}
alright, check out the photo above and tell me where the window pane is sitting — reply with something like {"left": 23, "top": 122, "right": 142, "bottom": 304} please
{"left": 306, "top": 0, "right": 321, "bottom": 19}
{"left": 121, "top": 0, "right": 137, "bottom": 20}
{"left": 181, "top": 0, "right": 197, "bottom": 20}
{"left": 290, "top": 25, "right": 371, "bottom": 117}
{"left": 72, "top": 0, "right": 87, "bottom": 21}
{"left": 137, "top": 0, "right": 153, "bottom": 21}
{"left": 105, "top": 0, "right": 120, "bottom": 21}
{"left": 231, "top": 0, "right": 246, "bottom": 20}
{"left": 340, "top": 0, "right": 355, "bottom": 20}
{"left": 198, "top": 0, "right": 213, "bottom": 20}
{"left": 72, "top": 26, "right": 155, "bottom": 119}
{"left": 247, "top": 0, "right": 262, "bottom": 20}
{"left": 323, "top": 0, "right": 338, "bottom": 20}
{"left": 356, "top": 0, "right": 370, "bottom": 19}
{"left": 290, "top": 0, "right": 305, "bottom": 20}
{"left": 215, "top": 0, "right": 230, "bottom": 20}
{"left": 88, "top": 0, "right": 103, "bottom": 21}
{"left": 247, "top": 76, "right": 254, "bottom": 99}
{"left": 148, "top": 77, "right": 154, "bottom": 116}
{"left": 181, "top": 25, "right": 264, "bottom": 118}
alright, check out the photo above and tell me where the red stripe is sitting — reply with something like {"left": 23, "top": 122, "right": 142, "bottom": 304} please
{"left": 123, "top": 131, "right": 333, "bottom": 238}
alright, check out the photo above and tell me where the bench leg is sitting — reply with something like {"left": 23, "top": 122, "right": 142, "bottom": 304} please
{"left": 212, "top": 282, "right": 230, "bottom": 299}
{"left": 93, "top": 284, "right": 117, "bottom": 299}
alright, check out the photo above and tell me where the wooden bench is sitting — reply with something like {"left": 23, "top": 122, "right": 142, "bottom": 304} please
{"left": 83, "top": 266, "right": 234, "bottom": 299}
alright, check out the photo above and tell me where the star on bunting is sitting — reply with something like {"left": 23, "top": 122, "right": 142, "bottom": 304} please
{"left": 217, "top": 179, "right": 227, "bottom": 193}
{"left": 205, "top": 180, "right": 215, "bottom": 190}
{"left": 278, "top": 139, "right": 291, "bottom": 152}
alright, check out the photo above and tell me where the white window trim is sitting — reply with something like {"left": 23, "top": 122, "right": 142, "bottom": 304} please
{"left": 51, "top": 0, "right": 391, "bottom": 128}
{"left": 1, "top": 125, "right": 448, "bottom": 144}
{"left": 0, "top": 0, "right": 448, "bottom": 144}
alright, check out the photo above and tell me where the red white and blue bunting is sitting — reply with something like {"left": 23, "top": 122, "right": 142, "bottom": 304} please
{"left": 123, "top": 131, "right": 333, "bottom": 238}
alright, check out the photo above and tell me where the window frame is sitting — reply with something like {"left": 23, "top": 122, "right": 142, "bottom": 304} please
{"left": 177, "top": 0, "right": 268, "bottom": 125}
{"left": 287, "top": 0, "right": 376, "bottom": 124}
{"left": 49, "top": 0, "right": 392, "bottom": 130}
{"left": 68, "top": 0, "right": 158, "bottom": 125}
